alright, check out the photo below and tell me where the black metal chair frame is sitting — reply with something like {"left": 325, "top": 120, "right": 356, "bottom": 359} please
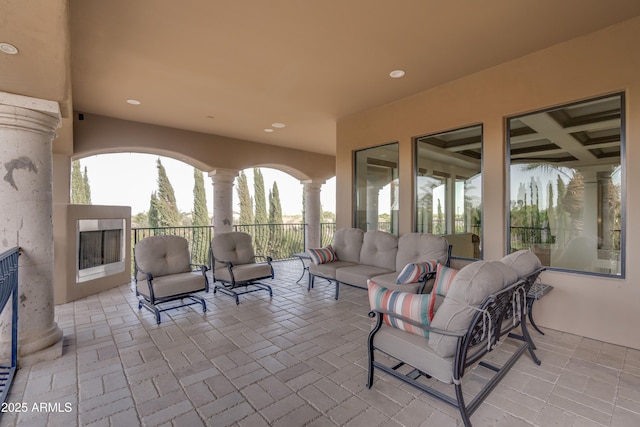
{"left": 500, "top": 267, "right": 546, "bottom": 365}
{"left": 367, "top": 278, "right": 530, "bottom": 427}
{"left": 134, "top": 261, "right": 208, "bottom": 324}
{"left": 211, "top": 254, "right": 274, "bottom": 305}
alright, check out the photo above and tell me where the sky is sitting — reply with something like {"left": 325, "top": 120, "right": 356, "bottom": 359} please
{"left": 78, "top": 153, "right": 336, "bottom": 217}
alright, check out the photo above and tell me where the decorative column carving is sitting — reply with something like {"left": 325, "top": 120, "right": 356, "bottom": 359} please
{"left": 302, "top": 180, "right": 324, "bottom": 250}
{"left": 0, "top": 92, "right": 63, "bottom": 365}
{"left": 209, "top": 169, "right": 239, "bottom": 234}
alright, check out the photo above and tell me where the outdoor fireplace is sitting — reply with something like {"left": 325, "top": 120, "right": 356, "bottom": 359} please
{"left": 76, "top": 218, "right": 126, "bottom": 283}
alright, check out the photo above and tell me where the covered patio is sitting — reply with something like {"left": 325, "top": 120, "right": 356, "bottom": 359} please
{"left": 3, "top": 260, "right": 639, "bottom": 427}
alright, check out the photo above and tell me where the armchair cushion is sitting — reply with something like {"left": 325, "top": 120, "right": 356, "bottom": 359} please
{"left": 307, "top": 246, "right": 338, "bottom": 265}
{"left": 368, "top": 280, "right": 431, "bottom": 338}
{"left": 214, "top": 263, "right": 273, "bottom": 283}
{"left": 396, "top": 260, "right": 437, "bottom": 284}
{"left": 135, "top": 235, "right": 192, "bottom": 282}
{"left": 137, "top": 271, "right": 206, "bottom": 299}
{"left": 500, "top": 250, "right": 542, "bottom": 279}
{"left": 212, "top": 231, "right": 256, "bottom": 266}
{"left": 429, "top": 261, "right": 517, "bottom": 357}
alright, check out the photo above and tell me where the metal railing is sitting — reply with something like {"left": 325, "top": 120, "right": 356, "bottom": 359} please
{"left": 0, "top": 247, "right": 20, "bottom": 404}
{"left": 320, "top": 222, "right": 336, "bottom": 247}
{"left": 132, "top": 223, "right": 329, "bottom": 268}
{"left": 232, "top": 223, "right": 306, "bottom": 260}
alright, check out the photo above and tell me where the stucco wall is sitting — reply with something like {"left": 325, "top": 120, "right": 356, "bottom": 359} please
{"left": 336, "top": 17, "right": 640, "bottom": 349}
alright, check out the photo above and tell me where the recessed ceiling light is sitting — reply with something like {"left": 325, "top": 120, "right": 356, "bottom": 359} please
{"left": 272, "top": 122, "right": 286, "bottom": 128}
{"left": 264, "top": 128, "right": 274, "bottom": 133}
{"left": 389, "top": 70, "right": 406, "bottom": 78}
{"left": 0, "top": 42, "right": 19, "bottom": 55}
{"left": 126, "top": 99, "right": 141, "bottom": 105}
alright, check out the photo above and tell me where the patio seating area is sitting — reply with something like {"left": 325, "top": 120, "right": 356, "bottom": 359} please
{"left": 3, "top": 260, "right": 640, "bottom": 427}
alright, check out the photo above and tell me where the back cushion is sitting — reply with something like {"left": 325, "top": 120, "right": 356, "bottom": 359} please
{"left": 211, "top": 232, "right": 256, "bottom": 267}
{"left": 359, "top": 231, "right": 399, "bottom": 270}
{"left": 333, "top": 228, "right": 365, "bottom": 263}
{"left": 500, "top": 250, "right": 542, "bottom": 279}
{"left": 135, "top": 235, "right": 191, "bottom": 280}
{"left": 396, "top": 233, "right": 449, "bottom": 272}
{"left": 428, "top": 261, "right": 517, "bottom": 357}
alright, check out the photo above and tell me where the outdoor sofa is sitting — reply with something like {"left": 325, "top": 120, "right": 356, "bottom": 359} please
{"left": 307, "top": 228, "right": 451, "bottom": 299}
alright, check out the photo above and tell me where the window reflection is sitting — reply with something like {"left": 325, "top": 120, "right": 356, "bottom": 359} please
{"left": 507, "top": 93, "right": 624, "bottom": 276}
{"left": 415, "top": 125, "right": 483, "bottom": 259}
{"left": 354, "top": 143, "right": 399, "bottom": 234}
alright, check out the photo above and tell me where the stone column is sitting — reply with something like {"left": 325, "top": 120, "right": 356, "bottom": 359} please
{"left": 302, "top": 180, "right": 324, "bottom": 250}
{"left": 209, "top": 169, "right": 238, "bottom": 234}
{"left": 0, "top": 92, "right": 63, "bottom": 365}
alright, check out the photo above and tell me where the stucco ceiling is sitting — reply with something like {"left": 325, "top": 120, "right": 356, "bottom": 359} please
{"left": 2, "top": 0, "right": 640, "bottom": 156}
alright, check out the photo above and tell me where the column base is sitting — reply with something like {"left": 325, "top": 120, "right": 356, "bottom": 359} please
{"left": 18, "top": 335, "right": 63, "bottom": 367}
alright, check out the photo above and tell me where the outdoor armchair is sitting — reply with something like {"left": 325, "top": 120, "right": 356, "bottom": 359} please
{"left": 210, "top": 231, "right": 274, "bottom": 304}
{"left": 134, "top": 235, "right": 208, "bottom": 324}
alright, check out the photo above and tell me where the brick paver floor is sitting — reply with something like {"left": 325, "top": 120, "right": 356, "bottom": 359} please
{"left": 2, "top": 260, "right": 639, "bottom": 426}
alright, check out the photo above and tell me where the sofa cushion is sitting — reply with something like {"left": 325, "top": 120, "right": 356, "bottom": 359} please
{"left": 309, "top": 260, "right": 358, "bottom": 279}
{"left": 307, "top": 245, "right": 338, "bottom": 265}
{"left": 359, "top": 231, "right": 399, "bottom": 271}
{"left": 368, "top": 281, "right": 431, "bottom": 338}
{"left": 429, "top": 261, "right": 517, "bottom": 357}
{"left": 395, "top": 233, "right": 450, "bottom": 272}
{"left": 333, "top": 228, "right": 365, "bottom": 263}
{"left": 336, "top": 265, "right": 394, "bottom": 288}
{"left": 396, "top": 261, "right": 437, "bottom": 284}
{"left": 500, "top": 250, "right": 542, "bottom": 279}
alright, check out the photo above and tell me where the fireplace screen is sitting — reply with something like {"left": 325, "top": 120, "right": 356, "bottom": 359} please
{"left": 76, "top": 219, "right": 126, "bottom": 282}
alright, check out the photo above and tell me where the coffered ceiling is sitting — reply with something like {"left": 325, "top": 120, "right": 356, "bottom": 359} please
{"left": 2, "top": 0, "right": 640, "bottom": 156}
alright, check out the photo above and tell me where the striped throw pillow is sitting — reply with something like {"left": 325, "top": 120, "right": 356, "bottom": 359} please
{"left": 396, "top": 260, "right": 437, "bottom": 284}
{"left": 307, "top": 246, "right": 338, "bottom": 265}
{"left": 433, "top": 263, "right": 459, "bottom": 296}
{"left": 427, "top": 293, "right": 446, "bottom": 322}
{"left": 368, "top": 280, "right": 431, "bottom": 338}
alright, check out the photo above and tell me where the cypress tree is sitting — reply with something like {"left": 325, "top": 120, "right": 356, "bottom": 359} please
{"left": 269, "top": 182, "right": 283, "bottom": 224}
{"left": 192, "top": 168, "right": 209, "bottom": 264}
{"left": 71, "top": 160, "right": 85, "bottom": 204}
{"left": 268, "top": 182, "right": 285, "bottom": 258}
{"left": 237, "top": 171, "right": 254, "bottom": 225}
{"left": 155, "top": 158, "right": 181, "bottom": 227}
{"left": 192, "top": 168, "right": 209, "bottom": 226}
{"left": 254, "top": 168, "right": 268, "bottom": 224}
{"left": 148, "top": 192, "right": 159, "bottom": 228}
{"left": 253, "top": 168, "right": 268, "bottom": 253}
{"left": 83, "top": 166, "right": 92, "bottom": 204}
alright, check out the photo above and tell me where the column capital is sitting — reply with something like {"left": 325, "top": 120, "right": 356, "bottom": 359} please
{"left": 301, "top": 179, "right": 325, "bottom": 191}
{"left": 0, "top": 92, "right": 61, "bottom": 136}
{"left": 208, "top": 168, "right": 239, "bottom": 184}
